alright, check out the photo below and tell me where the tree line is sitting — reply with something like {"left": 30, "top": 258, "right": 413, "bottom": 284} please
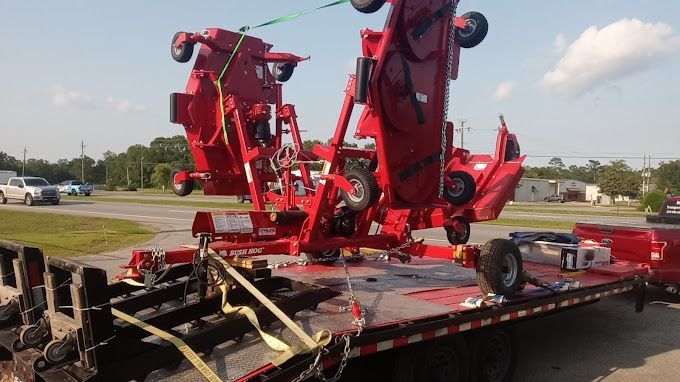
{"left": 1, "top": 141, "right": 679, "bottom": 198}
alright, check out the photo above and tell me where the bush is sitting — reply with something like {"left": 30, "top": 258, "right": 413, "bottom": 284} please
{"left": 104, "top": 180, "right": 117, "bottom": 191}
{"left": 640, "top": 190, "right": 666, "bottom": 212}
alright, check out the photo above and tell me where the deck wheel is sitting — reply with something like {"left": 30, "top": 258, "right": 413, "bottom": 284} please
{"left": 171, "top": 169, "right": 194, "bottom": 197}
{"left": 350, "top": 0, "right": 385, "bottom": 14}
{"left": 273, "top": 63, "right": 295, "bottom": 82}
{"left": 476, "top": 239, "right": 524, "bottom": 296}
{"left": 340, "top": 168, "right": 380, "bottom": 212}
{"left": 443, "top": 171, "right": 476, "bottom": 206}
{"left": 458, "top": 12, "right": 489, "bottom": 49}
{"left": 171, "top": 32, "right": 194, "bottom": 63}
{"left": 445, "top": 216, "right": 471, "bottom": 245}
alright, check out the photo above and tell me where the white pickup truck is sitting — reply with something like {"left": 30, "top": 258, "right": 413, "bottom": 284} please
{"left": 0, "top": 177, "right": 60, "bottom": 206}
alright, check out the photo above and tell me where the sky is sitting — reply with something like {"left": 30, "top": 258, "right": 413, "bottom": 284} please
{"left": 1, "top": 0, "right": 679, "bottom": 169}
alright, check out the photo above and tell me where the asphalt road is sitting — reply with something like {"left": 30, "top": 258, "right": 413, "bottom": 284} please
{"left": 1, "top": 198, "right": 677, "bottom": 382}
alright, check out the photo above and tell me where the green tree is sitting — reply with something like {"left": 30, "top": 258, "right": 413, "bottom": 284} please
{"left": 548, "top": 157, "right": 565, "bottom": 173}
{"left": 641, "top": 189, "right": 666, "bottom": 212}
{"left": 655, "top": 160, "right": 680, "bottom": 195}
{"left": 585, "top": 160, "right": 602, "bottom": 183}
{"left": 597, "top": 160, "right": 640, "bottom": 204}
{"left": 150, "top": 163, "right": 172, "bottom": 190}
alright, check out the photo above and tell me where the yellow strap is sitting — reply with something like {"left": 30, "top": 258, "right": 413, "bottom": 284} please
{"left": 111, "top": 308, "right": 223, "bottom": 382}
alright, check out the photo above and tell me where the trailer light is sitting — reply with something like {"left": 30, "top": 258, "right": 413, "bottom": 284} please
{"left": 650, "top": 241, "right": 667, "bottom": 260}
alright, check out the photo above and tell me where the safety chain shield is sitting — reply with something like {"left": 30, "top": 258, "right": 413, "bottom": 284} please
{"left": 438, "top": 0, "right": 459, "bottom": 198}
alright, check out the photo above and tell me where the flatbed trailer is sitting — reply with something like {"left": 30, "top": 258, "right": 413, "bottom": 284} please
{"left": 0, "top": 241, "right": 647, "bottom": 382}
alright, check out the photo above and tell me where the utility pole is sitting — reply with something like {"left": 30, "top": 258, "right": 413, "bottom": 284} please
{"left": 455, "top": 119, "right": 469, "bottom": 148}
{"left": 105, "top": 160, "right": 108, "bottom": 183}
{"left": 126, "top": 166, "right": 130, "bottom": 188}
{"left": 22, "top": 147, "right": 27, "bottom": 176}
{"left": 140, "top": 157, "right": 144, "bottom": 190}
{"left": 80, "top": 141, "right": 87, "bottom": 183}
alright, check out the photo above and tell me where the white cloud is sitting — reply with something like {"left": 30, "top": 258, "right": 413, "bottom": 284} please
{"left": 492, "top": 80, "right": 517, "bottom": 102}
{"left": 52, "top": 85, "right": 93, "bottom": 108}
{"left": 542, "top": 19, "right": 680, "bottom": 97}
{"left": 106, "top": 96, "right": 147, "bottom": 113}
{"left": 553, "top": 33, "right": 567, "bottom": 53}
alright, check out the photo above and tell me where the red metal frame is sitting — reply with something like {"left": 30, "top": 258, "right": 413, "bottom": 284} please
{"left": 124, "top": 0, "right": 526, "bottom": 277}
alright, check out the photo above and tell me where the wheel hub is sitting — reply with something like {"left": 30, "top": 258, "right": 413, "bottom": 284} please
{"left": 501, "top": 253, "right": 518, "bottom": 287}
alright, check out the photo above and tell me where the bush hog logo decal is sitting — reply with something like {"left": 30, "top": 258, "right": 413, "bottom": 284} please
{"left": 228, "top": 247, "right": 264, "bottom": 256}
{"left": 258, "top": 227, "right": 276, "bottom": 236}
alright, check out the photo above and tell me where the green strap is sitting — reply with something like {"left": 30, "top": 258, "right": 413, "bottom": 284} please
{"left": 215, "top": 0, "right": 350, "bottom": 144}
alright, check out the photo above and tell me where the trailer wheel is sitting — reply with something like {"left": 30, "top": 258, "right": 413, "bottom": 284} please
{"left": 171, "top": 169, "right": 194, "bottom": 197}
{"left": 171, "top": 32, "right": 194, "bottom": 63}
{"left": 445, "top": 217, "right": 470, "bottom": 245}
{"left": 443, "top": 171, "right": 476, "bottom": 206}
{"left": 350, "top": 0, "right": 385, "bottom": 14}
{"left": 393, "top": 337, "right": 470, "bottom": 382}
{"left": 306, "top": 249, "right": 341, "bottom": 264}
{"left": 458, "top": 12, "right": 489, "bottom": 49}
{"left": 477, "top": 239, "right": 523, "bottom": 296}
{"left": 471, "top": 327, "right": 517, "bottom": 382}
{"left": 340, "top": 168, "right": 380, "bottom": 211}
{"left": 19, "top": 324, "right": 47, "bottom": 347}
{"left": 44, "top": 339, "right": 75, "bottom": 364}
{"left": 273, "top": 63, "right": 295, "bottom": 82}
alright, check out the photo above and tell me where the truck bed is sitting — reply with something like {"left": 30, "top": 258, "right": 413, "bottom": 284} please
{"left": 145, "top": 255, "right": 646, "bottom": 381}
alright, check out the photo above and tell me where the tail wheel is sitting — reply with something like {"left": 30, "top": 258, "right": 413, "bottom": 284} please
{"left": 273, "top": 63, "right": 295, "bottom": 82}
{"left": 443, "top": 171, "right": 476, "bottom": 206}
{"left": 392, "top": 337, "right": 470, "bottom": 382}
{"left": 476, "top": 239, "right": 523, "bottom": 296}
{"left": 170, "top": 169, "right": 194, "bottom": 197}
{"left": 350, "top": 0, "right": 385, "bottom": 14}
{"left": 340, "top": 168, "right": 380, "bottom": 212}
{"left": 445, "top": 217, "right": 470, "bottom": 245}
{"left": 171, "top": 32, "right": 195, "bottom": 63}
{"left": 458, "top": 11, "right": 489, "bottom": 49}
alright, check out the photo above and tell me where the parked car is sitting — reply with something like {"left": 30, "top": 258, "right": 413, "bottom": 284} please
{"left": 544, "top": 194, "right": 565, "bottom": 203}
{"left": 58, "top": 180, "right": 93, "bottom": 196}
{"left": 0, "top": 177, "right": 60, "bottom": 206}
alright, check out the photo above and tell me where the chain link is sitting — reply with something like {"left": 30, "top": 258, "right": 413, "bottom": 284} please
{"left": 375, "top": 240, "right": 417, "bottom": 263}
{"left": 438, "top": 0, "right": 459, "bottom": 198}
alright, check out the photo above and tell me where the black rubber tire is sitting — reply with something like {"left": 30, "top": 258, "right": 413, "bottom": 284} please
{"left": 24, "top": 194, "right": 34, "bottom": 206}
{"left": 306, "top": 249, "right": 342, "bottom": 265}
{"left": 170, "top": 169, "right": 194, "bottom": 197}
{"left": 470, "top": 327, "right": 517, "bottom": 382}
{"left": 476, "top": 239, "right": 523, "bottom": 296}
{"left": 51, "top": 200, "right": 59, "bottom": 205}
{"left": 504, "top": 140, "right": 520, "bottom": 161}
{"left": 350, "top": 0, "right": 385, "bottom": 14}
{"left": 443, "top": 171, "right": 476, "bottom": 206}
{"left": 340, "top": 168, "right": 380, "bottom": 212}
{"left": 458, "top": 11, "right": 489, "bottom": 49}
{"left": 84, "top": 192, "right": 91, "bottom": 196}
{"left": 236, "top": 195, "right": 245, "bottom": 204}
{"left": 445, "top": 217, "right": 470, "bottom": 245}
{"left": 0, "top": 192, "right": 6, "bottom": 204}
{"left": 19, "top": 324, "right": 45, "bottom": 346}
{"left": 392, "top": 337, "right": 470, "bottom": 382}
{"left": 171, "top": 32, "right": 194, "bottom": 63}
{"left": 273, "top": 63, "right": 295, "bottom": 82}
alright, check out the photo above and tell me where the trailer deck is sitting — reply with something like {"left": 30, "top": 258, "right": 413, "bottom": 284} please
{"left": 142, "top": 254, "right": 646, "bottom": 381}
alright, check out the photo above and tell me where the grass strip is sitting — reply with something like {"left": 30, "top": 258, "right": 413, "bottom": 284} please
{"left": 481, "top": 218, "right": 575, "bottom": 231}
{"left": 63, "top": 196, "right": 252, "bottom": 210}
{"left": 0, "top": 209, "right": 156, "bottom": 257}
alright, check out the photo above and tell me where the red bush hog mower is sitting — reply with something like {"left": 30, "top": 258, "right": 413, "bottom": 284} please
{"left": 130, "top": 0, "right": 524, "bottom": 294}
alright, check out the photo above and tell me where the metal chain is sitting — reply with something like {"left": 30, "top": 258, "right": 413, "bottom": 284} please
{"left": 375, "top": 240, "right": 417, "bottom": 263}
{"left": 438, "top": 0, "right": 459, "bottom": 198}
{"left": 293, "top": 333, "right": 352, "bottom": 382}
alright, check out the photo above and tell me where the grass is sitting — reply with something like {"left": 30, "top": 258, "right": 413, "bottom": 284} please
{"left": 503, "top": 206, "right": 646, "bottom": 218}
{"left": 481, "top": 218, "right": 575, "bottom": 231}
{"left": 0, "top": 209, "right": 156, "bottom": 257}
{"left": 63, "top": 195, "right": 252, "bottom": 210}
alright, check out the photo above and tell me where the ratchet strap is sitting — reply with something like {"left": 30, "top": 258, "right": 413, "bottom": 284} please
{"left": 215, "top": 0, "right": 351, "bottom": 144}
{"left": 111, "top": 307, "right": 223, "bottom": 382}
